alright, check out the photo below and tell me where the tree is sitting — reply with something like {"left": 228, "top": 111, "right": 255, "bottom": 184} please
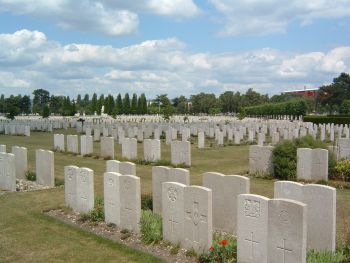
{"left": 50, "top": 95, "right": 63, "bottom": 114}
{"left": 90, "top": 93, "right": 98, "bottom": 114}
{"left": 219, "top": 91, "right": 241, "bottom": 113}
{"left": 318, "top": 73, "right": 350, "bottom": 114}
{"left": 115, "top": 93, "right": 123, "bottom": 115}
{"left": 123, "top": 93, "right": 130, "bottom": 114}
{"left": 190, "top": 93, "right": 218, "bottom": 114}
{"left": 139, "top": 93, "right": 147, "bottom": 114}
{"left": 0, "top": 94, "right": 5, "bottom": 113}
{"left": 242, "top": 88, "right": 268, "bottom": 107}
{"left": 4, "top": 95, "right": 21, "bottom": 119}
{"left": 32, "top": 89, "right": 50, "bottom": 113}
{"left": 172, "top": 96, "right": 188, "bottom": 114}
{"left": 97, "top": 94, "right": 105, "bottom": 115}
{"left": 131, "top": 93, "right": 138, "bottom": 114}
{"left": 42, "top": 105, "right": 50, "bottom": 118}
{"left": 20, "top": 95, "right": 31, "bottom": 114}
{"left": 104, "top": 94, "right": 115, "bottom": 115}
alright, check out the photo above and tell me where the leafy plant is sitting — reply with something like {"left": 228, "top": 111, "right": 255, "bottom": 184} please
{"left": 307, "top": 250, "right": 347, "bottom": 263}
{"left": 140, "top": 210, "right": 162, "bottom": 244}
{"left": 79, "top": 197, "right": 104, "bottom": 222}
{"left": 89, "top": 197, "right": 104, "bottom": 221}
{"left": 334, "top": 160, "right": 350, "bottom": 181}
{"left": 199, "top": 235, "right": 237, "bottom": 263}
{"left": 272, "top": 135, "right": 335, "bottom": 180}
{"left": 25, "top": 171, "right": 36, "bottom": 181}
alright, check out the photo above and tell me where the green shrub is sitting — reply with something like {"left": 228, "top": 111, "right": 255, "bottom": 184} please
{"left": 334, "top": 160, "right": 350, "bottom": 181}
{"left": 140, "top": 210, "right": 162, "bottom": 244}
{"left": 307, "top": 250, "right": 347, "bottom": 263}
{"left": 25, "top": 171, "right": 36, "bottom": 181}
{"left": 272, "top": 135, "right": 334, "bottom": 180}
{"left": 141, "top": 195, "right": 153, "bottom": 211}
{"left": 243, "top": 99, "right": 308, "bottom": 117}
{"left": 79, "top": 197, "right": 104, "bottom": 222}
{"left": 89, "top": 197, "right": 104, "bottom": 221}
{"left": 199, "top": 235, "right": 237, "bottom": 263}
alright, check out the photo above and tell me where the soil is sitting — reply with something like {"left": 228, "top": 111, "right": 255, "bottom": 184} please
{"left": 46, "top": 209, "right": 198, "bottom": 263}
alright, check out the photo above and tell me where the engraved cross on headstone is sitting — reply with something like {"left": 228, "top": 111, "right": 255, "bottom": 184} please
{"left": 245, "top": 231, "right": 259, "bottom": 259}
{"left": 276, "top": 238, "right": 292, "bottom": 263}
{"left": 185, "top": 201, "right": 207, "bottom": 247}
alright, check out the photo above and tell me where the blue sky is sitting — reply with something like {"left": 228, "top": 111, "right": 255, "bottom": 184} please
{"left": 0, "top": 0, "right": 350, "bottom": 99}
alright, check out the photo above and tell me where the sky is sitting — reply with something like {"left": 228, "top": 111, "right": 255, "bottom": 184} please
{"left": 1, "top": 0, "right": 350, "bottom": 99}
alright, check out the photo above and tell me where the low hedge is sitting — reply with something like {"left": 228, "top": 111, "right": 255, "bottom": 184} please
{"left": 242, "top": 100, "right": 308, "bottom": 117}
{"left": 303, "top": 115, "right": 350, "bottom": 124}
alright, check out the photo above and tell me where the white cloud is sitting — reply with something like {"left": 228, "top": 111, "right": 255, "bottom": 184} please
{"left": 0, "top": 0, "right": 199, "bottom": 36}
{"left": 209, "top": 0, "right": 350, "bottom": 36}
{"left": 1, "top": 29, "right": 350, "bottom": 97}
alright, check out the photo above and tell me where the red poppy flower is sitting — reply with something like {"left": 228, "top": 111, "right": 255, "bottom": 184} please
{"left": 209, "top": 246, "right": 214, "bottom": 251}
{"left": 220, "top": 240, "right": 228, "bottom": 246}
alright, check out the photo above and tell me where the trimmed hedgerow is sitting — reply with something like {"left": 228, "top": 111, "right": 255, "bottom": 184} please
{"left": 303, "top": 115, "right": 350, "bottom": 125}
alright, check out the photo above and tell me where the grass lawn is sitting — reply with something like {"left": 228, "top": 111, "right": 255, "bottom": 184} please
{"left": 0, "top": 129, "right": 349, "bottom": 262}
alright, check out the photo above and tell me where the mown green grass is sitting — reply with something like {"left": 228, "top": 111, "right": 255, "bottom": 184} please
{"left": 0, "top": 129, "right": 349, "bottom": 262}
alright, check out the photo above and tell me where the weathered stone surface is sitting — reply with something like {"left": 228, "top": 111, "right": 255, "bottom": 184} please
{"left": 203, "top": 172, "right": 249, "bottom": 234}
{"left": 76, "top": 167, "right": 94, "bottom": 213}
{"left": 162, "top": 182, "right": 186, "bottom": 245}
{"left": 119, "top": 175, "right": 141, "bottom": 233}
{"left": 0, "top": 152, "right": 16, "bottom": 191}
{"left": 237, "top": 194, "right": 269, "bottom": 263}
{"left": 64, "top": 165, "right": 79, "bottom": 210}
{"left": 104, "top": 172, "right": 122, "bottom": 225}
{"left": 35, "top": 149, "right": 54, "bottom": 187}
{"left": 100, "top": 136, "right": 115, "bottom": 159}
{"left": 171, "top": 141, "right": 191, "bottom": 166}
{"left": 11, "top": 146, "right": 27, "bottom": 179}
{"left": 267, "top": 199, "right": 307, "bottom": 263}
{"left": 249, "top": 145, "right": 273, "bottom": 175}
{"left": 183, "top": 186, "right": 212, "bottom": 254}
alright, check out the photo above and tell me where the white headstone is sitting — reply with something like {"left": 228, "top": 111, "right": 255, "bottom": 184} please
{"left": 162, "top": 182, "right": 186, "bottom": 245}
{"left": 183, "top": 186, "right": 212, "bottom": 253}
{"left": 267, "top": 199, "right": 307, "bottom": 263}
{"left": 237, "top": 194, "right": 269, "bottom": 263}
{"left": 119, "top": 175, "right": 141, "bottom": 233}
{"left": 76, "top": 167, "right": 94, "bottom": 213}
{"left": 203, "top": 172, "right": 249, "bottom": 234}
{"left": 35, "top": 149, "right": 54, "bottom": 187}
{"left": 11, "top": 146, "right": 27, "bottom": 179}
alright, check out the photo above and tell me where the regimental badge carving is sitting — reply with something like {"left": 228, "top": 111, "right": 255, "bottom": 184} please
{"left": 279, "top": 210, "right": 289, "bottom": 223}
{"left": 244, "top": 199, "right": 260, "bottom": 218}
{"left": 108, "top": 176, "right": 114, "bottom": 186}
{"left": 167, "top": 187, "right": 178, "bottom": 202}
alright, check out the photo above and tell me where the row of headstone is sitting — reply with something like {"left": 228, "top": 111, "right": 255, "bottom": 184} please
{"left": 237, "top": 195, "right": 307, "bottom": 263}
{"left": 274, "top": 181, "right": 336, "bottom": 251}
{"left": 64, "top": 166, "right": 94, "bottom": 213}
{"left": 104, "top": 172, "right": 141, "bottom": 233}
{"left": 106, "top": 160, "right": 136, "bottom": 175}
{"left": 162, "top": 183, "right": 212, "bottom": 253}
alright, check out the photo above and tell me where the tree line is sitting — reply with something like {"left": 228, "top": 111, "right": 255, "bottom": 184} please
{"left": 1, "top": 72, "right": 349, "bottom": 118}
